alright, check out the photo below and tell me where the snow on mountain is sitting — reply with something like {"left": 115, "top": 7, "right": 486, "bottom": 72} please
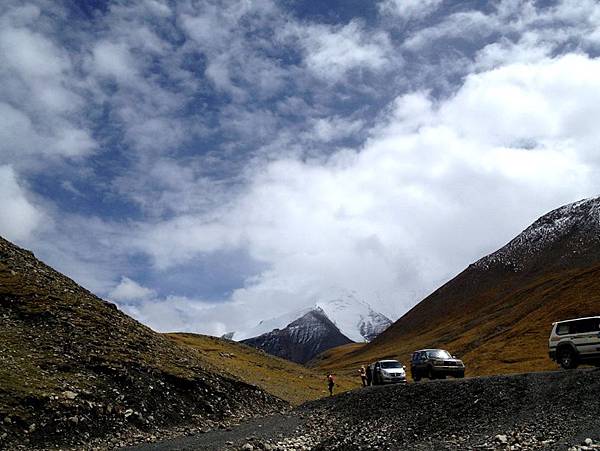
{"left": 241, "top": 308, "right": 353, "bottom": 364}
{"left": 316, "top": 294, "right": 392, "bottom": 342}
{"left": 234, "top": 293, "right": 392, "bottom": 343}
{"left": 232, "top": 306, "right": 312, "bottom": 341}
{"left": 474, "top": 196, "right": 600, "bottom": 272}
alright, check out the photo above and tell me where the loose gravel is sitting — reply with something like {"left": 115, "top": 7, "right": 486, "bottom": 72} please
{"left": 124, "top": 369, "right": 600, "bottom": 450}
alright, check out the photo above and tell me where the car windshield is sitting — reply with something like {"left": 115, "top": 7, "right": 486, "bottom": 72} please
{"left": 427, "top": 350, "right": 452, "bottom": 359}
{"left": 380, "top": 361, "right": 402, "bottom": 369}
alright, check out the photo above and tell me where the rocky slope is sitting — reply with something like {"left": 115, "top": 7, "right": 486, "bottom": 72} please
{"left": 124, "top": 369, "right": 600, "bottom": 451}
{"left": 312, "top": 196, "right": 600, "bottom": 377}
{"left": 298, "top": 369, "right": 600, "bottom": 451}
{"left": 0, "top": 236, "right": 286, "bottom": 450}
{"left": 242, "top": 309, "right": 353, "bottom": 364}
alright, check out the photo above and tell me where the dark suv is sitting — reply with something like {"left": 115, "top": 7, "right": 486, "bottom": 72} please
{"left": 411, "top": 349, "right": 465, "bottom": 381}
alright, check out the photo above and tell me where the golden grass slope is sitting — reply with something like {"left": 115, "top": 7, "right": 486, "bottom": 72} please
{"left": 167, "top": 333, "right": 359, "bottom": 405}
{"left": 312, "top": 265, "right": 600, "bottom": 378}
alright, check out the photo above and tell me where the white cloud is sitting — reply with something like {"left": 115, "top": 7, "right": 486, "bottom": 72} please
{"left": 310, "top": 117, "right": 364, "bottom": 143}
{"left": 144, "top": 0, "right": 172, "bottom": 18}
{"left": 0, "top": 26, "right": 82, "bottom": 115}
{"left": 441, "top": 54, "right": 600, "bottom": 153}
{"left": 109, "top": 276, "right": 156, "bottom": 302}
{"left": 3, "top": 0, "right": 600, "bottom": 338}
{"left": 286, "top": 20, "right": 392, "bottom": 82}
{"left": 378, "top": 0, "right": 443, "bottom": 20}
{"left": 0, "top": 8, "right": 96, "bottom": 166}
{"left": 0, "top": 165, "right": 44, "bottom": 242}
{"left": 403, "top": 10, "right": 497, "bottom": 51}
{"left": 91, "top": 41, "right": 139, "bottom": 83}
{"left": 120, "top": 295, "right": 231, "bottom": 335}
{"left": 474, "top": 33, "right": 553, "bottom": 70}
{"left": 128, "top": 53, "right": 600, "bottom": 326}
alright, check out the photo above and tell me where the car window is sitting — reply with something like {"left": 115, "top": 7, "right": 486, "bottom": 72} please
{"left": 573, "top": 319, "right": 600, "bottom": 334}
{"left": 556, "top": 319, "right": 600, "bottom": 335}
{"left": 556, "top": 323, "right": 570, "bottom": 335}
{"left": 381, "top": 361, "right": 402, "bottom": 369}
{"left": 426, "top": 350, "right": 451, "bottom": 359}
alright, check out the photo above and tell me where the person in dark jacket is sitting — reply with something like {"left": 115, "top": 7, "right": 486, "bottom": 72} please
{"left": 327, "top": 373, "right": 335, "bottom": 396}
{"left": 365, "top": 364, "right": 372, "bottom": 386}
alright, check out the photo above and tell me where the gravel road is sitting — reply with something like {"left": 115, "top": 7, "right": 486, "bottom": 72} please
{"left": 123, "top": 369, "right": 600, "bottom": 451}
{"left": 121, "top": 413, "right": 304, "bottom": 451}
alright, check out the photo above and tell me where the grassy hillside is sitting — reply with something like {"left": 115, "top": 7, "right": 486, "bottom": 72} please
{"left": 167, "top": 333, "right": 358, "bottom": 405}
{"left": 0, "top": 237, "right": 284, "bottom": 450}
{"left": 312, "top": 265, "right": 600, "bottom": 378}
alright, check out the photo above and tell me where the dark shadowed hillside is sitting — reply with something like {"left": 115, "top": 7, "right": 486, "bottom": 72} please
{"left": 0, "top": 237, "right": 285, "bottom": 450}
{"left": 243, "top": 309, "right": 353, "bottom": 364}
{"left": 312, "top": 197, "right": 600, "bottom": 377}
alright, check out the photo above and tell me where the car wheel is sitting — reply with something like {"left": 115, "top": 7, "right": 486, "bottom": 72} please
{"left": 457, "top": 372, "right": 465, "bottom": 378}
{"left": 438, "top": 374, "right": 447, "bottom": 379}
{"left": 558, "top": 347, "right": 578, "bottom": 370}
{"left": 427, "top": 367, "right": 434, "bottom": 380}
{"left": 413, "top": 370, "right": 421, "bottom": 382}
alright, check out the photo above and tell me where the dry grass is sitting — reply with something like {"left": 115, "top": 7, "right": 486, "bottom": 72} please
{"left": 312, "top": 265, "right": 600, "bottom": 379}
{"left": 166, "top": 333, "right": 360, "bottom": 405}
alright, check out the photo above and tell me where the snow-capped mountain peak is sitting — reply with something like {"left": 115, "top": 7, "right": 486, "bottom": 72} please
{"left": 234, "top": 293, "right": 392, "bottom": 343}
{"left": 315, "top": 294, "right": 392, "bottom": 342}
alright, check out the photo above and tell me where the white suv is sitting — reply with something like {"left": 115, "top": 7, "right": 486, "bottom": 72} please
{"left": 549, "top": 316, "right": 600, "bottom": 369}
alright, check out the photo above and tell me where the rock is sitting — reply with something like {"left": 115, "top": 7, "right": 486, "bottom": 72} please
{"left": 496, "top": 435, "right": 508, "bottom": 444}
{"left": 586, "top": 439, "right": 594, "bottom": 446}
{"left": 242, "top": 444, "right": 254, "bottom": 450}
{"left": 62, "top": 390, "right": 78, "bottom": 400}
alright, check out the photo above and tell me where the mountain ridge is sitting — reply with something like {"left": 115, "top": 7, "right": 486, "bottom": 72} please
{"left": 237, "top": 295, "right": 391, "bottom": 363}
{"left": 312, "top": 196, "right": 600, "bottom": 377}
{"left": 234, "top": 295, "right": 391, "bottom": 343}
{"left": 241, "top": 308, "right": 353, "bottom": 364}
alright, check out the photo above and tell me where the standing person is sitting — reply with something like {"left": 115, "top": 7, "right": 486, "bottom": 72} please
{"left": 327, "top": 373, "right": 335, "bottom": 396}
{"left": 366, "top": 364, "right": 372, "bottom": 386}
{"left": 359, "top": 365, "right": 367, "bottom": 387}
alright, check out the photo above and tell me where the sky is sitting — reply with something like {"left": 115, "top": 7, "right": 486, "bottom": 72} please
{"left": 2, "top": 0, "right": 600, "bottom": 336}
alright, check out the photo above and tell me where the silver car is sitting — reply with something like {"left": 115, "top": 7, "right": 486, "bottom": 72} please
{"left": 549, "top": 316, "right": 600, "bottom": 369}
